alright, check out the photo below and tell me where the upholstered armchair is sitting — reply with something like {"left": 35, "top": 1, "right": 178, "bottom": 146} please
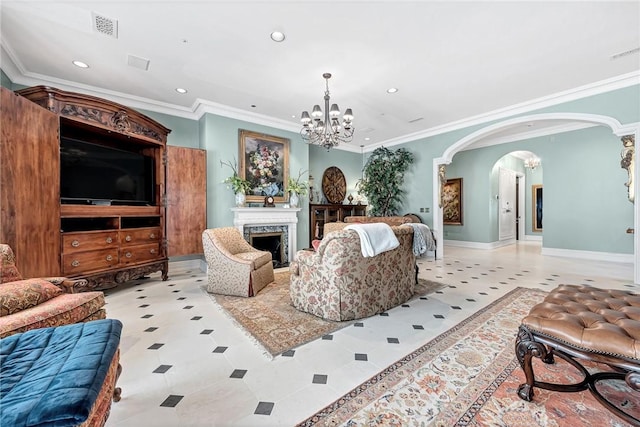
{"left": 0, "top": 244, "right": 106, "bottom": 338}
{"left": 202, "top": 227, "right": 275, "bottom": 297}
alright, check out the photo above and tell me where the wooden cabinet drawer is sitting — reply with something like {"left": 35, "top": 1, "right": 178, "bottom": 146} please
{"left": 62, "top": 231, "right": 119, "bottom": 254}
{"left": 120, "top": 227, "right": 161, "bottom": 246}
{"left": 120, "top": 243, "right": 161, "bottom": 265}
{"left": 62, "top": 248, "right": 119, "bottom": 275}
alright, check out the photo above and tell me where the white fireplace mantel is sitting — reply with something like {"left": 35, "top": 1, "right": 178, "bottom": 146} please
{"left": 231, "top": 207, "right": 302, "bottom": 262}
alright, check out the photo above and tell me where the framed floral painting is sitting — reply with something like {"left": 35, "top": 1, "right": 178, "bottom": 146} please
{"left": 238, "top": 130, "right": 290, "bottom": 203}
{"left": 443, "top": 177, "right": 463, "bottom": 225}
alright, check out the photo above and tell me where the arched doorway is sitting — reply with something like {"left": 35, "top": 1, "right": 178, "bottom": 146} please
{"left": 431, "top": 113, "right": 639, "bottom": 282}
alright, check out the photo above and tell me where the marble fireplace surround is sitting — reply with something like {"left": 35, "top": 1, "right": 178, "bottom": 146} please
{"left": 232, "top": 207, "right": 302, "bottom": 263}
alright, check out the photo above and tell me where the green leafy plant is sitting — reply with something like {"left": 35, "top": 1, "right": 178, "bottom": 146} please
{"left": 357, "top": 147, "right": 414, "bottom": 216}
{"left": 221, "top": 159, "right": 252, "bottom": 194}
{"left": 287, "top": 169, "right": 309, "bottom": 196}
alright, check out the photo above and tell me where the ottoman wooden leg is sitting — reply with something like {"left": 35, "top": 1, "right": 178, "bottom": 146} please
{"left": 515, "top": 325, "right": 551, "bottom": 401}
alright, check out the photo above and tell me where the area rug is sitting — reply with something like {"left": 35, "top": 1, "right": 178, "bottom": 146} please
{"left": 207, "top": 271, "right": 446, "bottom": 358}
{"left": 298, "top": 287, "right": 640, "bottom": 426}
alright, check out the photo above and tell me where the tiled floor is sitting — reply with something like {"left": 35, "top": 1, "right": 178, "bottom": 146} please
{"left": 105, "top": 242, "right": 635, "bottom": 426}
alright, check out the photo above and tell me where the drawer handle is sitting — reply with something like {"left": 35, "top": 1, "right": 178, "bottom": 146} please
{"left": 125, "top": 235, "right": 132, "bottom": 242}
{"left": 150, "top": 248, "right": 156, "bottom": 254}
{"left": 125, "top": 252, "right": 132, "bottom": 258}
{"left": 149, "top": 233, "right": 156, "bottom": 239}
{"left": 71, "top": 260, "right": 80, "bottom": 267}
{"left": 71, "top": 240, "right": 80, "bottom": 248}
{"left": 106, "top": 237, "right": 113, "bottom": 243}
{"left": 106, "top": 255, "right": 113, "bottom": 261}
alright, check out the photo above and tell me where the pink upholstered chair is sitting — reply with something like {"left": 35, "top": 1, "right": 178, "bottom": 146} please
{"left": 202, "top": 227, "right": 275, "bottom": 297}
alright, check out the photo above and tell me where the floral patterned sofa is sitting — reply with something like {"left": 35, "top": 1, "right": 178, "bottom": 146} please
{"left": 290, "top": 225, "right": 416, "bottom": 321}
{"left": 0, "top": 244, "right": 106, "bottom": 338}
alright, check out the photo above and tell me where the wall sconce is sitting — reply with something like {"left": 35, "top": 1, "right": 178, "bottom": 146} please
{"left": 524, "top": 157, "right": 541, "bottom": 170}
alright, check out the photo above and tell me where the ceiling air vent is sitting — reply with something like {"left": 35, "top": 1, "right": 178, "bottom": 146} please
{"left": 127, "top": 55, "right": 150, "bottom": 71}
{"left": 92, "top": 12, "right": 118, "bottom": 38}
{"left": 611, "top": 47, "right": 639, "bottom": 60}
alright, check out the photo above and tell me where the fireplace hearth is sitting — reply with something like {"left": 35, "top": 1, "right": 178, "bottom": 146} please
{"left": 250, "top": 232, "right": 286, "bottom": 268}
{"left": 232, "top": 207, "right": 301, "bottom": 264}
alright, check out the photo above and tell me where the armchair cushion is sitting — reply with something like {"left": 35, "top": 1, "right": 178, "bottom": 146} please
{"left": 0, "top": 279, "right": 63, "bottom": 316}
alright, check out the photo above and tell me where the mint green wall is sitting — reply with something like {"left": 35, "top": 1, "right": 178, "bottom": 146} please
{"left": 199, "top": 113, "right": 309, "bottom": 251}
{"left": 140, "top": 110, "right": 200, "bottom": 149}
{"left": 440, "top": 126, "right": 633, "bottom": 253}
{"left": 1, "top": 69, "right": 12, "bottom": 89}
{"left": 308, "top": 145, "right": 364, "bottom": 205}
{"left": 542, "top": 127, "right": 632, "bottom": 253}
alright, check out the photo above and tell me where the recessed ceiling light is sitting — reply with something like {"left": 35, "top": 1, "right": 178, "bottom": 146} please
{"left": 387, "top": 87, "right": 398, "bottom": 93}
{"left": 270, "top": 31, "right": 285, "bottom": 42}
{"left": 175, "top": 88, "right": 188, "bottom": 94}
{"left": 364, "top": 137, "right": 371, "bottom": 141}
{"left": 72, "top": 60, "right": 89, "bottom": 68}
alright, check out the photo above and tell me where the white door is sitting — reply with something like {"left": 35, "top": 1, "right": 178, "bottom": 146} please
{"left": 499, "top": 168, "right": 517, "bottom": 241}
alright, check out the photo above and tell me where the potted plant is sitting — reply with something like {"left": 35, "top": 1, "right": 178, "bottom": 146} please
{"left": 221, "top": 159, "right": 252, "bottom": 207}
{"left": 286, "top": 169, "right": 309, "bottom": 208}
{"left": 357, "top": 146, "right": 414, "bottom": 216}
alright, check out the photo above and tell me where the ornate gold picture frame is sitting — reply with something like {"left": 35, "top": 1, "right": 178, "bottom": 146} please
{"left": 443, "top": 178, "right": 463, "bottom": 225}
{"left": 238, "top": 130, "right": 290, "bottom": 203}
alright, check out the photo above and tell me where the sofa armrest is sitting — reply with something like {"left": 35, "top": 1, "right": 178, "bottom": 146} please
{"left": 42, "top": 277, "right": 88, "bottom": 294}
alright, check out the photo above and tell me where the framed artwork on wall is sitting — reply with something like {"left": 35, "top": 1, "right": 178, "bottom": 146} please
{"left": 532, "top": 184, "right": 543, "bottom": 231}
{"left": 238, "top": 130, "right": 290, "bottom": 203}
{"left": 443, "top": 177, "right": 463, "bottom": 225}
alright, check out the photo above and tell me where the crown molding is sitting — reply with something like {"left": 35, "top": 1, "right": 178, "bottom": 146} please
{"left": 365, "top": 70, "right": 640, "bottom": 152}
{"left": 464, "top": 122, "right": 597, "bottom": 150}
{"left": 192, "top": 98, "right": 299, "bottom": 132}
{"left": 2, "top": 42, "right": 638, "bottom": 153}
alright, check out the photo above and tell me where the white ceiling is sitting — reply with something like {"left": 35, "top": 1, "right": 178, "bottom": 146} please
{"left": 1, "top": 1, "right": 639, "bottom": 152}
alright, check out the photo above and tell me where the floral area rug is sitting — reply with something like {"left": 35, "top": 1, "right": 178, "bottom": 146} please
{"left": 298, "top": 287, "right": 640, "bottom": 426}
{"left": 207, "top": 271, "right": 446, "bottom": 358}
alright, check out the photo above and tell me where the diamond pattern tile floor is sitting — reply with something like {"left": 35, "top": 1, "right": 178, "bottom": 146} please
{"left": 105, "top": 242, "right": 635, "bottom": 426}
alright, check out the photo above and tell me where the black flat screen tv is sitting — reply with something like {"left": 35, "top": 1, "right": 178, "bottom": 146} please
{"left": 60, "top": 137, "right": 155, "bottom": 206}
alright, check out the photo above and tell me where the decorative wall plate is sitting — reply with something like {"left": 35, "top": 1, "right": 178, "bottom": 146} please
{"left": 322, "top": 166, "right": 347, "bottom": 204}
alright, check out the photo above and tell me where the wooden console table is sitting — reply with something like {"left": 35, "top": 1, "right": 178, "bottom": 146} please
{"left": 309, "top": 203, "right": 367, "bottom": 242}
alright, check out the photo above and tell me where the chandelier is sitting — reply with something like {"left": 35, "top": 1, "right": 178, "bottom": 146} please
{"left": 524, "top": 157, "right": 541, "bottom": 170}
{"left": 300, "top": 73, "right": 354, "bottom": 150}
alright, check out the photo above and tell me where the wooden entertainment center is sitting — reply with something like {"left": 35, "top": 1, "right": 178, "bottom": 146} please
{"left": 1, "top": 86, "right": 205, "bottom": 290}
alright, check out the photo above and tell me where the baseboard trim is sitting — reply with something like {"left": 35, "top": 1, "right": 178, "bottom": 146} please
{"left": 444, "top": 239, "right": 516, "bottom": 250}
{"left": 524, "top": 235, "right": 543, "bottom": 241}
{"left": 541, "top": 247, "right": 633, "bottom": 264}
{"left": 169, "top": 258, "right": 206, "bottom": 272}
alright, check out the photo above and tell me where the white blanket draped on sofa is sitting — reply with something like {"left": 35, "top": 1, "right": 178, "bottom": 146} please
{"left": 345, "top": 223, "right": 399, "bottom": 257}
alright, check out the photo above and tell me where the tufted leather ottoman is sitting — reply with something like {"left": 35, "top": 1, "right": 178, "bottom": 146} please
{"left": 516, "top": 284, "right": 640, "bottom": 425}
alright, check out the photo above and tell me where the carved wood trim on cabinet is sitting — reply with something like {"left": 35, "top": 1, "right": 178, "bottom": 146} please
{"left": 16, "top": 86, "right": 170, "bottom": 145}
